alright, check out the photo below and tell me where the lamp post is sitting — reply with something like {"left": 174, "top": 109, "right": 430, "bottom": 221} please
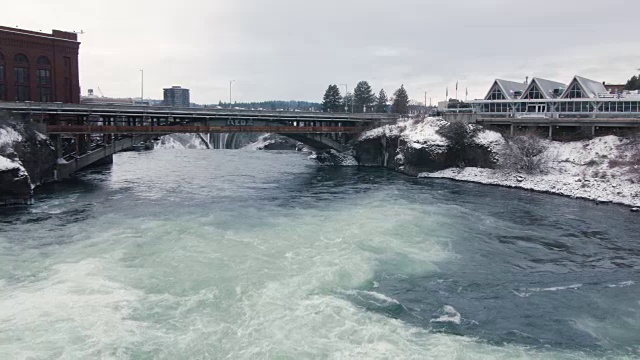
{"left": 229, "top": 80, "right": 235, "bottom": 108}
{"left": 423, "top": 90, "right": 431, "bottom": 114}
{"left": 140, "top": 69, "right": 144, "bottom": 105}
{"left": 340, "top": 84, "right": 348, "bottom": 112}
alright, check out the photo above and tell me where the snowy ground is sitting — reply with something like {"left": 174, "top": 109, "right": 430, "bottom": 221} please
{"left": 420, "top": 135, "right": 640, "bottom": 207}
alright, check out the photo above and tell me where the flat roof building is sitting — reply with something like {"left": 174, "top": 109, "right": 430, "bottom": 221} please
{"left": 163, "top": 86, "right": 190, "bottom": 107}
{"left": 0, "top": 26, "right": 81, "bottom": 103}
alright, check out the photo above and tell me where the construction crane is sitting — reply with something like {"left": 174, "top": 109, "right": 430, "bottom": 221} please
{"left": 97, "top": 87, "right": 105, "bottom": 97}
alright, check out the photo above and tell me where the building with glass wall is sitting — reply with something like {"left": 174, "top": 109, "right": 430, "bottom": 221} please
{"left": 470, "top": 76, "right": 640, "bottom": 118}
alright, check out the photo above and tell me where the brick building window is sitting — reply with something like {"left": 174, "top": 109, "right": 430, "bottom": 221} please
{"left": 37, "top": 56, "right": 52, "bottom": 102}
{"left": 14, "top": 54, "right": 30, "bottom": 101}
{"left": 0, "top": 52, "right": 5, "bottom": 101}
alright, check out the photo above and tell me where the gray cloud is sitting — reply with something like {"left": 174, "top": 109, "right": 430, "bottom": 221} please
{"left": 3, "top": 0, "right": 640, "bottom": 104}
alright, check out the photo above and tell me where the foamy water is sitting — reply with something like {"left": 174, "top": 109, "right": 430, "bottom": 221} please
{"left": 0, "top": 150, "right": 637, "bottom": 359}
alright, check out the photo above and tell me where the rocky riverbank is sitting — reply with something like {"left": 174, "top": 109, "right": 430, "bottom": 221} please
{"left": 356, "top": 117, "right": 640, "bottom": 208}
{"left": 0, "top": 115, "right": 56, "bottom": 205}
{"left": 355, "top": 118, "right": 500, "bottom": 175}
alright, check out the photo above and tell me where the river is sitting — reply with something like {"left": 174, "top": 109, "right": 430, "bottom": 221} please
{"left": 0, "top": 149, "right": 638, "bottom": 359}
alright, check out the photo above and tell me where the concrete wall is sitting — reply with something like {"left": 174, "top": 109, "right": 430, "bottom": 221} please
{"left": 56, "top": 136, "right": 150, "bottom": 179}
{"left": 443, "top": 113, "right": 478, "bottom": 123}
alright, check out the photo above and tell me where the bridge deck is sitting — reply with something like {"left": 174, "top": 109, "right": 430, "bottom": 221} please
{"left": 0, "top": 101, "right": 396, "bottom": 123}
{"left": 46, "top": 125, "right": 363, "bottom": 134}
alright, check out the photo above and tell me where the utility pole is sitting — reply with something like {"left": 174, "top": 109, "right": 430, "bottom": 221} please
{"left": 229, "top": 80, "right": 235, "bottom": 108}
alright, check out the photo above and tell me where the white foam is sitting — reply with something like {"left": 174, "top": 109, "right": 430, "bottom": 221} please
{"left": 606, "top": 281, "right": 635, "bottom": 288}
{"left": 430, "top": 305, "right": 462, "bottom": 325}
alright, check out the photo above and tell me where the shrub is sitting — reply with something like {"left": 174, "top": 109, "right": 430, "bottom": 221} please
{"left": 501, "top": 131, "right": 549, "bottom": 174}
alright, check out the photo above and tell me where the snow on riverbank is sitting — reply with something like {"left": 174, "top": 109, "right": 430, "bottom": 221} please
{"left": 0, "top": 127, "right": 23, "bottom": 147}
{"left": 0, "top": 126, "right": 28, "bottom": 176}
{"left": 156, "top": 134, "right": 209, "bottom": 149}
{"left": 420, "top": 136, "right": 640, "bottom": 207}
{"left": 0, "top": 155, "right": 24, "bottom": 173}
{"left": 359, "top": 117, "right": 448, "bottom": 147}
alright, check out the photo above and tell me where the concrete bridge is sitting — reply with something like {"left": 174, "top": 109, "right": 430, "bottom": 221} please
{"left": 0, "top": 101, "right": 397, "bottom": 178}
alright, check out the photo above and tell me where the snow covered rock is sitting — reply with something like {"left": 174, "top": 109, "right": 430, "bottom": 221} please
{"left": 1, "top": 114, "right": 57, "bottom": 204}
{"left": 310, "top": 150, "right": 358, "bottom": 166}
{"left": 0, "top": 155, "right": 32, "bottom": 205}
{"left": 355, "top": 117, "right": 499, "bottom": 175}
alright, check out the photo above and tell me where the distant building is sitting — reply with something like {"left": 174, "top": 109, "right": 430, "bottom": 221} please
{"left": 0, "top": 26, "right": 81, "bottom": 103}
{"left": 604, "top": 83, "right": 625, "bottom": 95}
{"left": 163, "top": 86, "right": 190, "bottom": 107}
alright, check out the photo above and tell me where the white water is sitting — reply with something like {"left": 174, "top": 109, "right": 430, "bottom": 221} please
{"left": 0, "top": 150, "right": 634, "bottom": 359}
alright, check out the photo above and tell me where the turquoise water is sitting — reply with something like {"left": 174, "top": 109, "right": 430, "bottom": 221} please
{"left": 0, "top": 149, "right": 638, "bottom": 359}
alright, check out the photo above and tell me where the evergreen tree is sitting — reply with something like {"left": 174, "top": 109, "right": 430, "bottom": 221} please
{"left": 375, "top": 89, "right": 388, "bottom": 113}
{"left": 353, "top": 81, "right": 376, "bottom": 113}
{"left": 321, "top": 85, "right": 343, "bottom": 112}
{"left": 392, "top": 85, "right": 409, "bottom": 115}
{"left": 623, "top": 75, "right": 640, "bottom": 91}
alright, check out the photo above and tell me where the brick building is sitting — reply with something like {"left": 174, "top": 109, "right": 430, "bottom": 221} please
{"left": 0, "top": 26, "right": 80, "bottom": 103}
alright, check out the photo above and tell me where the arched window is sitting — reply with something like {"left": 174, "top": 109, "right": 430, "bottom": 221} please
{"left": 36, "top": 56, "right": 52, "bottom": 102}
{"left": 14, "top": 53, "right": 30, "bottom": 101}
{"left": 0, "top": 52, "right": 5, "bottom": 101}
{"left": 37, "top": 56, "right": 51, "bottom": 66}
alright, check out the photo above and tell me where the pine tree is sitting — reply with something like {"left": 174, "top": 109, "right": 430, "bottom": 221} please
{"left": 392, "top": 85, "right": 409, "bottom": 115}
{"left": 375, "top": 89, "right": 388, "bottom": 113}
{"left": 321, "top": 85, "right": 343, "bottom": 112}
{"left": 623, "top": 75, "right": 640, "bottom": 91}
{"left": 353, "top": 81, "right": 376, "bottom": 113}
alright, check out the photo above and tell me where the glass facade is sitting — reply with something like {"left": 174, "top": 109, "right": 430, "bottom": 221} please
{"left": 524, "top": 84, "right": 544, "bottom": 99}
{"left": 566, "top": 83, "right": 584, "bottom": 99}
{"left": 488, "top": 86, "right": 506, "bottom": 100}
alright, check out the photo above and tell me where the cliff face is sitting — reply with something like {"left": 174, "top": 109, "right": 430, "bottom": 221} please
{"left": 0, "top": 114, "right": 56, "bottom": 205}
{"left": 355, "top": 118, "right": 500, "bottom": 176}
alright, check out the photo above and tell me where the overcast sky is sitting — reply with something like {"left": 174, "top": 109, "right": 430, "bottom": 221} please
{"left": 3, "top": 0, "right": 640, "bottom": 104}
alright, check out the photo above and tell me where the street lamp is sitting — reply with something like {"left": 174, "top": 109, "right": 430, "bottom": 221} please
{"left": 422, "top": 90, "right": 431, "bottom": 113}
{"left": 140, "top": 69, "right": 144, "bottom": 105}
{"left": 229, "top": 80, "right": 235, "bottom": 108}
{"left": 340, "top": 84, "right": 349, "bottom": 113}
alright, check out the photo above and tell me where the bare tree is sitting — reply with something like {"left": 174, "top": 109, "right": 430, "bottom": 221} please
{"left": 501, "top": 131, "right": 549, "bottom": 174}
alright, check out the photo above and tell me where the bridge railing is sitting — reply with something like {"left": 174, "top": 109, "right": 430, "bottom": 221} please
{"left": 45, "top": 124, "right": 365, "bottom": 134}
{"left": 0, "top": 101, "right": 398, "bottom": 122}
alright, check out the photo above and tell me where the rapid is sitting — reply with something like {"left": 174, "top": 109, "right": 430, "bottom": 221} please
{"left": 0, "top": 149, "right": 638, "bottom": 359}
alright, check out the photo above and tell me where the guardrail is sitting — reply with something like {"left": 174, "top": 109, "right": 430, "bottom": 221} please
{"left": 46, "top": 125, "right": 364, "bottom": 134}
{"left": 0, "top": 101, "right": 398, "bottom": 122}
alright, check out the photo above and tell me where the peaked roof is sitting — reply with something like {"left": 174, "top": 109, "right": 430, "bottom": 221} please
{"left": 561, "top": 76, "right": 608, "bottom": 99}
{"left": 485, "top": 79, "right": 527, "bottom": 100}
{"left": 522, "top": 77, "right": 567, "bottom": 99}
